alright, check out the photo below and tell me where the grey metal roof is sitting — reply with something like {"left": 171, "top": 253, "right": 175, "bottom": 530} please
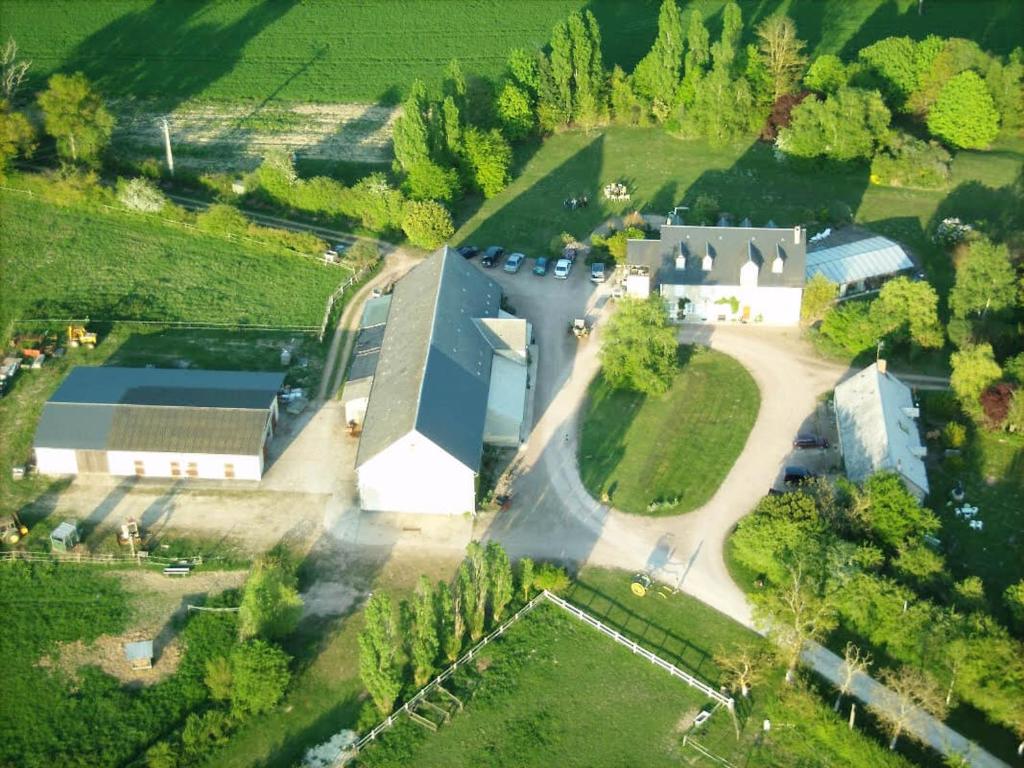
{"left": 627, "top": 224, "right": 806, "bottom": 289}
{"left": 124, "top": 640, "right": 153, "bottom": 661}
{"left": 35, "top": 367, "right": 282, "bottom": 455}
{"left": 806, "top": 233, "right": 914, "bottom": 285}
{"left": 347, "top": 351, "right": 379, "bottom": 382}
{"left": 360, "top": 295, "right": 392, "bottom": 328}
{"left": 356, "top": 246, "right": 502, "bottom": 470}
{"left": 834, "top": 363, "right": 929, "bottom": 496}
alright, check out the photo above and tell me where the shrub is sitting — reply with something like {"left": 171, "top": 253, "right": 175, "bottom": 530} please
{"left": 1004, "top": 580, "right": 1024, "bottom": 627}
{"left": 401, "top": 200, "right": 454, "bottom": 249}
{"left": 145, "top": 741, "right": 177, "bottom": 768}
{"left": 116, "top": 176, "right": 167, "bottom": 212}
{"left": 182, "top": 709, "right": 233, "bottom": 756}
{"left": 942, "top": 421, "right": 967, "bottom": 449}
{"left": 1005, "top": 353, "right": 1024, "bottom": 384}
{"left": 204, "top": 656, "right": 234, "bottom": 701}
{"left": 239, "top": 558, "right": 304, "bottom": 641}
{"left": 1006, "top": 392, "right": 1024, "bottom": 433}
{"left": 532, "top": 563, "right": 570, "bottom": 593}
{"left": 403, "top": 160, "right": 461, "bottom": 203}
{"left": 196, "top": 203, "right": 249, "bottom": 236}
{"left": 690, "top": 193, "right": 719, "bottom": 225}
{"left": 979, "top": 382, "right": 1015, "bottom": 429}
{"left": 819, "top": 300, "right": 880, "bottom": 355}
{"left": 230, "top": 640, "right": 291, "bottom": 715}
{"left": 870, "top": 132, "right": 950, "bottom": 189}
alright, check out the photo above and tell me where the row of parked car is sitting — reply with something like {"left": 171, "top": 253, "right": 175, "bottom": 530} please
{"left": 457, "top": 245, "right": 606, "bottom": 283}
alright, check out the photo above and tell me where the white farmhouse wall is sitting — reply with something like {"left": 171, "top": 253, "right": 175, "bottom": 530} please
{"left": 106, "top": 451, "right": 263, "bottom": 480}
{"left": 662, "top": 284, "right": 801, "bottom": 326}
{"left": 35, "top": 448, "right": 78, "bottom": 475}
{"left": 358, "top": 432, "right": 476, "bottom": 515}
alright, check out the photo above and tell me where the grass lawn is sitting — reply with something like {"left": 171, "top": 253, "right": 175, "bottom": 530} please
{"left": 580, "top": 347, "right": 759, "bottom": 515}
{"left": 455, "top": 128, "right": 1023, "bottom": 300}
{"left": 1, "top": 188, "right": 345, "bottom": 329}
{"left": 5, "top": 1, "right": 1018, "bottom": 106}
{"left": 357, "top": 602, "right": 713, "bottom": 768}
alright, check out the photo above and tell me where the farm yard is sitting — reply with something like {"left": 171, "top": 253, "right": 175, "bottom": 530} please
{"left": 1, "top": 189, "right": 347, "bottom": 328}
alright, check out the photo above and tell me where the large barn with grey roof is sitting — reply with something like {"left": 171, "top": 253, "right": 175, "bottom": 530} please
{"left": 33, "top": 367, "right": 284, "bottom": 481}
{"left": 626, "top": 222, "right": 807, "bottom": 325}
{"left": 354, "top": 246, "right": 531, "bottom": 515}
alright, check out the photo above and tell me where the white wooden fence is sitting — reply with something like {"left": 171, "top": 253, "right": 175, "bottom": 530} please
{"left": 333, "top": 589, "right": 732, "bottom": 765}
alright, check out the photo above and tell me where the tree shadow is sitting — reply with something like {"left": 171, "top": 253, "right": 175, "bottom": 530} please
{"left": 928, "top": 175, "right": 1024, "bottom": 251}
{"left": 60, "top": 1, "right": 299, "bottom": 111}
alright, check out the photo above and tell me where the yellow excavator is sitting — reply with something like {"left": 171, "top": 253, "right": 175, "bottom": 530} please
{"left": 0, "top": 512, "right": 28, "bottom": 545}
{"left": 67, "top": 325, "right": 97, "bottom": 349}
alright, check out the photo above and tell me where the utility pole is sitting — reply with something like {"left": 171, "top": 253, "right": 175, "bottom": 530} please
{"left": 161, "top": 116, "right": 174, "bottom": 176}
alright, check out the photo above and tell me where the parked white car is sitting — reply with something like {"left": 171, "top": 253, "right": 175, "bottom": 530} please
{"left": 554, "top": 258, "right": 572, "bottom": 279}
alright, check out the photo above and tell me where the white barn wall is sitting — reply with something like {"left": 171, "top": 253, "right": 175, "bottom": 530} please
{"left": 662, "top": 284, "right": 802, "bottom": 326}
{"left": 106, "top": 451, "right": 262, "bottom": 480}
{"left": 358, "top": 432, "right": 476, "bottom": 515}
{"left": 35, "top": 448, "right": 78, "bottom": 475}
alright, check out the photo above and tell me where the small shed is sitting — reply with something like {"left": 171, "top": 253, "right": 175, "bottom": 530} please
{"left": 124, "top": 640, "right": 154, "bottom": 671}
{"left": 49, "top": 521, "right": 80, "bottom": 552}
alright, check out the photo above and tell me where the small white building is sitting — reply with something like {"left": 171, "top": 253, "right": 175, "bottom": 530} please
{"left": 833, "top": 361, "right": 929, "bottom": 500}
{"left": 626, "top": 223, "right": 806, "bottom": 325}
{"left": 355, "top": 246, "right": 532, "bottom": 515}
{"left": 33, "top": 367, "right": 284, "bottom": 481}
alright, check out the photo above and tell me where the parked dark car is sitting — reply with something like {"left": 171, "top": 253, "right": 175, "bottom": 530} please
{"left": 533, "top": 256, "right": 549, "bottom": 276}
{"left": 783, "top": 466, "right": 818, "bottom": 485}
{"left": 481, "top": 246, "right": 504, "bottom": 267}
{"left": 793, "top": 433, "right": 829, "bottom": 449}
{"left": 457, "top": 245, "right": 479, "bottom": 259}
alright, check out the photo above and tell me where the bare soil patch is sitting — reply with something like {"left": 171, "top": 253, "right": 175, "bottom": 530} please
{"left": 42, "top": 569, "right": 247, "bottom": 687}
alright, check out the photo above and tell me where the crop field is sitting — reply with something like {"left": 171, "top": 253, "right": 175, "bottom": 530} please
{"left": 1, "top": 190, "right": 345, "bottom": 328}
{"left": 3, "top": 1, "right": 1019, "bottom": 107}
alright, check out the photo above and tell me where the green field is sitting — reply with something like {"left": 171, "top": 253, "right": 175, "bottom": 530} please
{"left": 580, "top": 347, "right": 759, "bottom": 515}
{"left": 1, "top": 190, "right": 344, "bottom": 328}
{"left": 3, "top": 1, "right": 1019, "bottom": 106}
{"left": 456, "top": 127, "right": 1023, "bottom": 299}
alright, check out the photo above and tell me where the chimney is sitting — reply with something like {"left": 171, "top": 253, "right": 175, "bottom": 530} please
{"left": 877, "top": 358, "right": 887, "bottom": 375}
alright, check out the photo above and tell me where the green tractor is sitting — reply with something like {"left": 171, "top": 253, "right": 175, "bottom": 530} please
{"left": 0, "top": 513, "right": 28, "bottom": 545}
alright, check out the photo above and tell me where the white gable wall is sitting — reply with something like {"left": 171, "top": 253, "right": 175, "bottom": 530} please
{"left": 35, "top": 448, "right": 78, "bottom": 475}
{"left": 358, "top": 431, "right": 476, "bottom": 515}
{"left": 661, "top": 284, "right": 802, "bottom": 325}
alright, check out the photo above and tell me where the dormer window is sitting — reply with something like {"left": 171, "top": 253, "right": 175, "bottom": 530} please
{"left": 702, "top": 242, "right": 713, "bottom": 271}
{"left": 772, "top": 243, "right": 784, "bottom": 274}
{"left": 675, "top": 242, "right": 688, "bottom": 270}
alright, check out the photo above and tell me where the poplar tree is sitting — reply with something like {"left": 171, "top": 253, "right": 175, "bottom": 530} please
{"left": 392, "top": 79, "right": 430, "bottom": 170}
{"left": 632, "top": 0, "right": 684, "bottom": 118}
{"left": 679, "top": 10, "right": 710, "bottom": 106}
{"left": 548, "top": 20, "right": 574, "bottom": 122}
{"left": 486, "top": 542, "right": 514, "bottom": 623}
{"left": 517, "top": 557, "right": 535, "bottom": 602}
{"left": 358, "top": 593, "right": 401, "bottom": 714}
{"left": 409, "top": 576, "right": 439, "bottom": 686}
{"left": 436, "top": 580, "right": 462, "bottom": 663}
{"left": 464, "top": 541, "right": 489, "bottom": 639}
{"left": 719, "top": 2, "right": 743, "bottom": 71}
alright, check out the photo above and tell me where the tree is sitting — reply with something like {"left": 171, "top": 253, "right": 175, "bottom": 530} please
{"left": 465, "top": 541, "right": 489, "bottom": 639}
{"left": 495, "top": 80, "right": 535, "bottom": 140}
{"left": 358, "top": 593, "right": 401, "bottom": 714}
{"left": 953, "top": 576, "right": 987, "bottom": 612}
{"left": 144, "top": 742, "right": 177, "bottom": 768}
{"left": 949, "top": 238, "right": 1017, "bottom": 318}
{"left": 485, "top": 542, "right": 513, "bottom": 623}
{"left": 801, "top": 273, "right": 838, "bottom": 323}
{"left": 1004, "top": 580, "right": 1024, "bottom": 628}
{"left": 980, "top": 383, "right": 1015, "bottom": 429}
{"left": 600, "top": 296, "right": 678, "bottom": 395}
{"left": 238, "top": 557, "right": 303, "bottom": 641}
{"left": 230, "top": 640, "right": 291, "bottom": 715}
{"left": 609, "top": 66, "right": 642, "bottom": 125}
{"left": 713, "top": 642, "right": 771, "bottom": 697}
{"left": 401, "top": 200, "right": 454, "bottom": 249}
{"left": 117, "top": 176, "right": 167, "bottom": 212}
{"left": 857, "top": 36, "right": 939, "bottom": 110}
{"left": 440, "top": 95, "right": 461, "bottom": 155}
{"left": 409, "top": 576, "right": 439, "bottom": 686}
{"left": 0, "top": 103, "right": 34, "bottom": 173}
{"left": 461, "top": 126, "right": 512, "bottom": 198}
{"left": 950, "top": 343, "right": 1002, "bottom": 414}
{"left": 567, "top": 10, "right": 606, "bottom": 128}
{"left": 871, "top": 666, "right": 947, "bottom": 750}
{"left": 548, "top": 19, "right": 574, "bottom": 123}
{"left": 804, "top": 54, "right": 848, "bottom": 94}
{"left": 927, "top": 70, "right": 1000, "bottom": 149}
{"left": 532, "top": 563, "right": 570, "bottom": 592}
{"left": 37, "top": 72, "right": 114, "bottom": 166}
{"left": 818, "top": 300, "right": 881, "bottom": 355}
{"left": 435, "top": 580, "right": 461, "bottom": 663}
{"left": 403, "top": 159, "right": 460, "bottom": 203}
{"left": 632, "top": 0, "right": 684, "bottom": 119}
{"left": 443, "top": 58, "right": 467, "bottom": 103}
{"left": 752, "top": 559, "right": 838, "bottom": 682}
{"left": 777, "top": 87, "right": 891, "bottom": 161}
{"left": 204, "top": 655, "right": 233, "bottom": 701}
{"left": 871, "top": 276, "right": 944, "bottom": 348}
{"left": 516, "top": 557, "right": 535, "bottom": 602}
{"left": 861, "top": 473, "right": 939, "bottom": 551}
{"left": 182, "top": 710, "right": 232, "bottom": 756}
{"left": 392, "top": 80, "right": 430, "bottom": 170}
{"left": 1008, "top": 391, "right": 1024, "bottom": 434}
{"left": 507, "top": 48, "right": 539, "bottom": 93}
{"left": 1, "top": 36, "right": 31, "bottom": 101}
{"left": 834, "top": 642, "right": 872, "bottom": 714}
{"left": 893, "top": 544, "right": 945, "bottom": 591}
{"left": 718, "top": 2, "right": 743, "bottom": 71}
{"left": 678, "top": 9, "right": 710, "bottom": 106}
{"left": 755, "top": 15, "right": 807, "bottom": 101}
